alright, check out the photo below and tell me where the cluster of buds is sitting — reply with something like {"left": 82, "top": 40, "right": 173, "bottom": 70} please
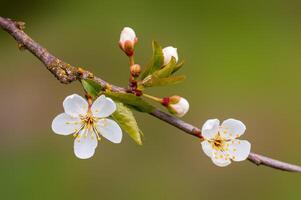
{"left": 119, "top": 27, "right": 189, "bottom": 117}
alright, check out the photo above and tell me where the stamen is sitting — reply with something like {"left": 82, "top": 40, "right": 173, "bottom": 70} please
{"left": 93, "top": 126, "right": 102, "bottom": 141}
{"left": 84, "top": 130, "right": 88, "bottom": 138}
{"left": 76, "top": 109, "right": 103, "bottom": 141}
{"left": 73, "top": 125, "right": 84, "bottom": 138}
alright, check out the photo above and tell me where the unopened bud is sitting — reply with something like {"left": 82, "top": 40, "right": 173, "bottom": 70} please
{"left": 130, "top": 64, "right": 141, "bottom": 77}
{"left": 119, "top": 27, "right": 138, "bottom": 56}
{"left": 163, "top": 96, "right": 189, "bottom": 117}
{"left": 162, "top": 46, "right": 178, "bottom": 65}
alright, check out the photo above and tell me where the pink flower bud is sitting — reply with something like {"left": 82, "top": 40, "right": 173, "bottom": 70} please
{"left": 119, "top": 27, "right": 138, "bottom": 56}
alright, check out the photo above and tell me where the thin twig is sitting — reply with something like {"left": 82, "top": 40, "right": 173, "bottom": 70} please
{"left": 1, "top": 16, "right": 301, "bottom": 173}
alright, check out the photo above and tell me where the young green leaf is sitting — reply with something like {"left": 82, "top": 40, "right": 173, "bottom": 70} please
{"left": 142, "top": 75, "right": 186, "bottom": 87}
{"left": 172, "top": 60, "right": 185, "bottom": 74}
{"left": 112, "top": 102, "right": 143, "bottom": 145}
{"left": 81, "top": 79, "right": 102, "bottom": 99}
{"left": 152, "top": 56, "right": 177, "bottom": 78}
{"left": 140, "top": 41, "right": 164, "bottom": 80}
{"left": 104, "top": 91, "right": 155, "bottom": 113}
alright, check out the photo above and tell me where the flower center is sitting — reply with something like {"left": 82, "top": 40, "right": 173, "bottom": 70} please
{"left": 73, "top": 111, "right": 102, "bottom": 141}
{"left": 82, "top": 112, "right": 96, "bottom": 129}
{"left": 210, "top": 134, "right": 226, "bottom": 151}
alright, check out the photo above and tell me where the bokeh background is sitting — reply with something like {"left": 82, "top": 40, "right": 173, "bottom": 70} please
{"left": 1, "top": 0, "right": 301, "bottom": 199}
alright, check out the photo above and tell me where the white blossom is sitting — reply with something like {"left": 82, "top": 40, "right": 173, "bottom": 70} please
{"left": 201, "top": 118, "right": 251, "bottom": 167}
{"left": 52, "top": 94, "right": 122, "bottom": 159}
{"left": 162, "top": 46, "right": 178, "bottom": 65}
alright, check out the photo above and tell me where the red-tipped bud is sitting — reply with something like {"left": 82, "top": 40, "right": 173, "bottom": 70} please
{"left": 119, "top": 27, "right": 138, "bottom": 56}
{"left": 130, "top": 64, "right": 141, "bottom": 77}
{"left": 162, "top": 96, "right": 189, "bottom": 117}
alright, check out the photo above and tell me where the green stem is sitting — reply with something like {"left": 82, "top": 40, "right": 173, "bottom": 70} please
{"left": 143, "top": 93, "right": 162, "bottom": 103}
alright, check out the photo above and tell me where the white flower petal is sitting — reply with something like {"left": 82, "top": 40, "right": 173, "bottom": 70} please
{"left": 227, "top": 139, "right": 251, "bottom": 161}
{"left": 220, "top": 118, "right": 246, "bottom": 139}
{"left": 74, "top": 130, "right": 98, "bottom": 159}
{"left": 201, "top": 140, "right": 213, "bottom": 158}
{"left": 211, "top": 149, "right": 231, "bottom": 167}
{"left": 52, "top": 113, "right": 81, "bottom": 135}
{"left": 63, "top": 94, "right": 88, "bottom": 117}
{"left": 201, "top": 119, "right": 220, "bottom": 139}
{"left": 91, "top": 95, "right": 116, "bottom": 118}
{"left": 96, "top": 119, "right": 122, "bottom": 143}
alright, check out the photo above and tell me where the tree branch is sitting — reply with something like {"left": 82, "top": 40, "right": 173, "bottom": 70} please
{"left": 1, "top": 16, "right": 301, "bottom": 173}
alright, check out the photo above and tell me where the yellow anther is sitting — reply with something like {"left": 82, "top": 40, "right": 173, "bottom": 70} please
{"left": 94, "top": 132, "right": 101, "bottom": 141}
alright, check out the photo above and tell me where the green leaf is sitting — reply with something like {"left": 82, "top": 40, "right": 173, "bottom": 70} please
{"left": 172, "top": 60, "right": 185, "bottom": 74}
{"left": 104, "top": 91, "right": 155, "bottom": 113}
{"left": 81, "top": 79, "right": 102, "bottom": 99}
{"left": 153, "top": 57, "right": 177, "bottom": 78}
{"left": 140, "top": 41, "right": 164, "bottom": 80}
{"left": 112, "top": 102, "right": 143, "bottom": 145}
{"left": 142, "top": 75, "right": 186, "bottom": 87}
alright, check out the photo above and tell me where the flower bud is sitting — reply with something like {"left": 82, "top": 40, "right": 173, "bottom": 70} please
{"left": 119, "top": 27, "right": 138, "bottom": 56}
{"left": 130, "top": 64, "right": 141, "bottom": 77}
{"left": 163, "top": 96, "right": 189, "bottom": 117}
{"left": 162, "top": 46, "right": 178, "bottom": 65}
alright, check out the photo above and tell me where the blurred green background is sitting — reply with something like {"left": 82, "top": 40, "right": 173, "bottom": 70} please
{"left": 1, "top": 0, "right": 301, "bottom": 199}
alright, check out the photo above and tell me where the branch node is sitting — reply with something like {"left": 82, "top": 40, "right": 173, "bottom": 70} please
{"left": 192, "top": 128, "right": 203, "bottom": 140}
{"left": 48, "top": 59, "right": 77, "bottom": 84}
{"left": 15, "top": 21, "right": 26, "bottom": 30}
{"left": 17, "top": 43, "right": 26, "bottom": 51}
